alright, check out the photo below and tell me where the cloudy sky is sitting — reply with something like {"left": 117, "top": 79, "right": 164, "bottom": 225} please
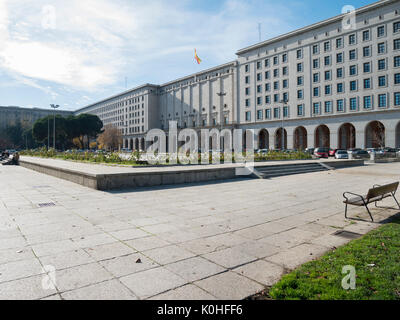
{"left": 0, "top": 0, "right": 374, "bottom": 111}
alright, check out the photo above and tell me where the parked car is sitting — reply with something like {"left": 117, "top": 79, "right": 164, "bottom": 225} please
{"left": 366, "top": 148, "right": 379, "bottom": 154}
{"left": 352, "top": 150, "right": 369, "bottom": 159}
{"left": 305, "top": 148, "right": 315, "bottom": 155}
{"left": 314, "top": 147, "right": 329, "bottom": 158}
{"left": 329, "top": 148, "right": 339, "bottom": 157}
{"left": 335, "top": 150, "right": 349, "bottom": 159}
{"left": 347, "top": 148, "right": 361, "bottom": 155}
{"left": 376, "top": 148, "right": 397, "bottom": 157}
{"left": 257, "top": 149, "right": 269, "bottom": 155}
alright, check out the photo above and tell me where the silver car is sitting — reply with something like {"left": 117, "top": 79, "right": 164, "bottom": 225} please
{"left": 335, "top": 150, "right": 349, "bottom": 159}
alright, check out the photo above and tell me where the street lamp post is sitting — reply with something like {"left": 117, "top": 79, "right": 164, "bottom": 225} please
{"left": 47, "top": 117, "right": 50, "bottom": 150}
{"left": 22, "top": 119, "right": 29, "bottom": 150}
{"left": 217, "top": 92, "right": 227, "bottom": 152}
{"left": 280, "top": 98, "right": 289, "bottom": 151}
{"left": 50, "top": 104, "right": 59, "bottom": 150}
{"left": 217, "top": 92, "right": 227, "bottom": 131}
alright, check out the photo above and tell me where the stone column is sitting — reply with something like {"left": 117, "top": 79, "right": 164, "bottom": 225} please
{"left": 355, "top": 130, "right": 365, "bottom": 149}
{"left": 306, "top": 126, "right": 315, "bottom": 149}
{"left": 269, "top": 131, "right": 275, "bottom": 150}
{"left": 286, "top": 127, "right": 295, "bottom": 150}
{"left": 330, "top": 132, "right": 338, "bottom": 149}
{"left": 386, "top": 128, "right": 396, "bottom": 148}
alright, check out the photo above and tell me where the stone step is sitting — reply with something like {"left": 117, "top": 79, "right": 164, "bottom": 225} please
{"left": 256, "top": 164, "right": 328, "bottom": 179}
{"left": 256, "top": 163, "right": 326, "bottom": 174}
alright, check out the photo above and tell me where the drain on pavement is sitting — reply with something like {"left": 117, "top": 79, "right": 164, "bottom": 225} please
{"left": 333, "top": 230, "right": 362, "bottom": 239}
{"left": 37, "top": 202, "right": 56, "bottom": 208}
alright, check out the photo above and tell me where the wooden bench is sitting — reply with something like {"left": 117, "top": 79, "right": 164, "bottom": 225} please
{"left": 343, "top": 182, "right": 400, "bottom": 222}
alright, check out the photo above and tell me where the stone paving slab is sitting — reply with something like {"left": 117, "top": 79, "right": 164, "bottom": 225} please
{"left": 233, "top": 260, "right": 285, "bottom": 287}
{"left": 193, "top": 271, "right": 264, "bottom": 300}
{"left": 119, "top": 267, "right": 187, "bottom": 299}
{"left": 150, "top": 284, "right": 217, "bottom": 300}
{"left": 61, "top": 279, "right": 138, "bottom": 300}
{"left": 0, "top": 162, "right": 399, "bottom": 299}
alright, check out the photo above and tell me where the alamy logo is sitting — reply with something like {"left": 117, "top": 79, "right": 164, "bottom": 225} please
{"left": 341, "top": 265, "right": 356, "bottom": 290}
{"left": 342, "top": 5, "right": 356, "bottom": 30}
{"left": 41, "top": 5, "right": 57, "bottom": 30}
{"left": 145, "top": 121, "right": 255, "bottom": 176}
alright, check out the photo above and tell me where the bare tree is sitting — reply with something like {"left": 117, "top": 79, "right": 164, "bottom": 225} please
{"left": 319, "top": 127, "right": 330, "bottom": 148}
{"left": 371, "top": 122, "right": 385, "bottom": 148}
{"left": 97, "top": 125, "right": 122, "bottom": 151}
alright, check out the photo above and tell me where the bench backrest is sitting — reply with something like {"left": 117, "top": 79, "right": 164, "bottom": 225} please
{"left": 367, "top": 182, "right": 399, "bottom": 200}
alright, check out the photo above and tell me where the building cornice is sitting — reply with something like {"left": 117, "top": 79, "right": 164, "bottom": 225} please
{"left": 160, "top": 61, "right": 237, "bottom": 88}
{"left": 75, "top": 83, "right": 159, "bottom": 113}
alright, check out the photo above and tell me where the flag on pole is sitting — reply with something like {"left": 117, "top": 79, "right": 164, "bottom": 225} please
{"left": 194, "top": 49, "right": 202, "bottom": 64}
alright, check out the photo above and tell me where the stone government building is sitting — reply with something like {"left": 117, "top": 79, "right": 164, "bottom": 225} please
{"left": 75, "top": 0, "right": 400, "bottom": 151}
{"left": 3, "top": 0, "right": 400, "bottom": 152}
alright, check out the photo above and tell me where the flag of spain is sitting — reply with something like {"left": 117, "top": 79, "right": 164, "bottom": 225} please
{"left": 194, "top": 49, "right": 202, "bottom": 64}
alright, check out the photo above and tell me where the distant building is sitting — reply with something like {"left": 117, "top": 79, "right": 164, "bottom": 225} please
{"left": 0, "top": 106, "right": 73, "bottom": 131}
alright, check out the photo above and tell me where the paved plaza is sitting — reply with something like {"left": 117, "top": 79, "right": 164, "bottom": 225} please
{"left": 0, "top": 162, "right": 399, "bottom": 300}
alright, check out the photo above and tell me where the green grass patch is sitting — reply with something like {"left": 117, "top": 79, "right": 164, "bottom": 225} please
{"left": 268, "top": 215, "right": 400, "bottom": 300}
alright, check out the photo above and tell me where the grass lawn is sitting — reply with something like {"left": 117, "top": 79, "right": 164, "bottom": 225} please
{"left": 259, "top": 215, "right": 400, "bottom": 300}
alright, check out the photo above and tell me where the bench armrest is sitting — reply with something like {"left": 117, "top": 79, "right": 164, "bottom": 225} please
{"left": 343, "top": 192, "right": 366, "bottom": 204}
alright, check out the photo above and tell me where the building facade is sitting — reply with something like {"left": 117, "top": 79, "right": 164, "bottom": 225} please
{"left": 0, "top": 106, "right": 73, "bottom": 131}
{"left": 75, "top": 0, "right": 400, "bottom": 151}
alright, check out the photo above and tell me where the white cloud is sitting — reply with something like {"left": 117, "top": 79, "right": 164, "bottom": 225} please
{"left": 0, "top": 0, "right": 293, "bottom": 96}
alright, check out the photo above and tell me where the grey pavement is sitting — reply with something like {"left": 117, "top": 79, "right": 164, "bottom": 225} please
{"left": 0, "top": 162, "right": 399, "bottom": 300}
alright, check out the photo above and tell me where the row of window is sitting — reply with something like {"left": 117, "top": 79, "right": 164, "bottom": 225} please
{"left": 244, "top": 92, "right": 400, "bottom": 122}
{"left": 311, "top": 93, "right": 396, "bottom": 114}
{"left": 129, "top": 118, "right": 144, "bottom": 125}
{"left": 311, "top": 73, "right": 400, "bottom": 97}
{"left": 245, "top": 21, "right": 400, "bottom": 73}
{"left": 95, "top": 96, "right": 145, "bottom": 115}
{"left": 248, "top": 54, "right": 400, "bottom": 89}
{"left": 161, "top": 116, "right": 230, "bottom": 129}
{"left": 246, "top": 73, "right": 400, "bottom": 105}
{"left": 128, "top": 111, "right": 145, "bottom": 118}
{"left": 128, "top": 126, "right": 145, "bottom": 134}
{"left": 312, "top": 23, "right": 400, "bottom": 55}
{"left": 250, "top": 70, "right": 398, "bottom": 99}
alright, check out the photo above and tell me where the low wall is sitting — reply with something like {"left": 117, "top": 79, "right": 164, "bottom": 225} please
{"left": 95, "top": 168, "right": 238, "bottom": 191}
{"left": 20, "top": 160, "right": 99, "bottom": 189}
{"left": 19, "top": 159, "right": 364, "bottom": 191}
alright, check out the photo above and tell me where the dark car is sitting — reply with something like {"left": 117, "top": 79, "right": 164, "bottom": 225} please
{"left": 314, "top": 147, "right": 329, "bottom": 158}
{"left": 352, "top": 150, "right": 369, "bottom": 159}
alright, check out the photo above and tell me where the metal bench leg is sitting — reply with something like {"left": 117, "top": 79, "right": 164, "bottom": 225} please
{"left": 392, "top": 193, "right": 400, "bottom": 210}
{"left": 365, "top": 204, "right": 374, "bottom": 222}
{"left": 345, "top": 203, "right": 348, "bottom": 219}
